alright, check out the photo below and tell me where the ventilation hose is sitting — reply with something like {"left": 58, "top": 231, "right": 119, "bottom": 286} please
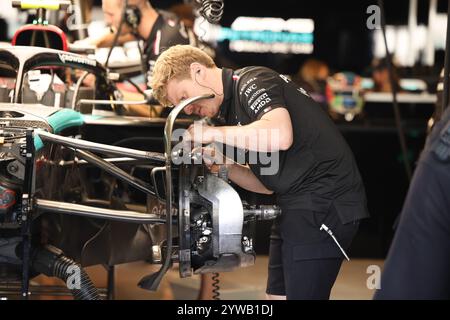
{"left": 29, "top": 245, "right": 101, "bottom": 300}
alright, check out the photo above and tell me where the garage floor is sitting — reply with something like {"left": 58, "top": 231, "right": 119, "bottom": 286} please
{"left": 21, "top": 257, "right": 383, "bottom": 300}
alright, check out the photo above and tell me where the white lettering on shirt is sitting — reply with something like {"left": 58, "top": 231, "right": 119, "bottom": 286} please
{"left": 250, "top": 92, "right": 272, "bottom": 113}
{"left": 239, "top": 77, "right": 257, "bottom": 96}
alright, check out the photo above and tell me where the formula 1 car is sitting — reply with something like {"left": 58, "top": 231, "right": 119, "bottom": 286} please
{"left": 0, "top": 45, "right": 280, "bottom": 300}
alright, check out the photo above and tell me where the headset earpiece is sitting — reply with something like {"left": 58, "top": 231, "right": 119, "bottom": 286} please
{"left": 193, "top": 67, "right": 223, "bottom": 97}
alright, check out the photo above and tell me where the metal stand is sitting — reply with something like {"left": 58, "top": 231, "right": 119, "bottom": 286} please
{"left": 106, "top": 265, "right": 115, "bottom": 300}
{"left": 20, "top": 129, "right": 36, "bottom": 300}
{"left": 442, "top": 0, "right": 450, "bottom": 114}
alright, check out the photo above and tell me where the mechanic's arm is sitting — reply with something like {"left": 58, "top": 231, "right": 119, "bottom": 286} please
{"left": 94, "top": 32, "right": 136, "bottom": 48}
{"left": 75, "top": 31, "right": 135, "bottom": 48}
{"left": 202, "top": 147, "right": 273, "bottom": 194}
{"left": 226, "top": 163, "right": 274, "bottom": 194}
{"left": 210, "top": 108, "right": 293, "bottom": 152}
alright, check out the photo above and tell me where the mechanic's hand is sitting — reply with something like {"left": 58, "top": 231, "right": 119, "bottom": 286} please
{"left": 191, "top": 145, "right": 230, "bottom": 173}
{"left": 183, "top": 122, "right": 219, "bottom": 145}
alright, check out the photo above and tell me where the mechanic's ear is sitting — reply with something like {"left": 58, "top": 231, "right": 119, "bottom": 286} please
{"left": 184, "top": 104, "right": 194, "bottom": 115}
{"left": 190, "top": 62, "right": 203, "bottom": 80}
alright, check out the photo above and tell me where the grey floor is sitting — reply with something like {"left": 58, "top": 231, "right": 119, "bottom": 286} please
{"left": 28, "top": 256, "right": 384, "bottom": 300}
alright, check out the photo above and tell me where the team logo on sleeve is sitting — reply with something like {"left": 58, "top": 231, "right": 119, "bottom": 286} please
{"left": 247, "top": 88, "right": 266, "bottom": 104}
{"left": 297, "top": 87, "right": 310, "bottom": 97}
{"left": 244, "top": 83, "right": 258, "bottom": 98}
{"left": 250, "top": 92, "right": 272, "bottom": 114}
{"left": 279, "top": 74, "right": 291, "bottom": 83}
{"left": 239, "top": 77, "right": 257, "bottom": 96}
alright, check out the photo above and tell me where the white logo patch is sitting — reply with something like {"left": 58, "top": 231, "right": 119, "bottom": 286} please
{"left": 239, "top": 77, "right": 257, "bottom": 96}
{"left": 297, "top": 87, "right": 310, "bottom": 97}
{"left": 279, "top": 74, "right": 291, "bottom": 83}
{"left": 250, "top": 92, "right": 272, "bottom": 113}
{"left": 58, "top": 53, "right": 96, "bottom": 67}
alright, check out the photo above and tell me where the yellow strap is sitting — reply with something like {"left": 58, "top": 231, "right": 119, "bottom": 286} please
{"left": 20, "top": 1, "right": 60, "bottom": 10}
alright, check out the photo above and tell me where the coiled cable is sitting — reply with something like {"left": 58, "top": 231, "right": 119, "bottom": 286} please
{"left": 196, "top": 0, "right": 224, "bottom": 24}
{"left": 211, "top": 272, "right": 220, "bottom": 300}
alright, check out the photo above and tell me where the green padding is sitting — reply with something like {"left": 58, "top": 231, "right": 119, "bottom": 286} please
{"left": 47, "top": 109, "right": 84, "bottom": 133}
{"left": 35, "top": 109, "right": 84, "bottom": 151}
{"left": 34, "top": 135, "right": 44, "bottom": 151}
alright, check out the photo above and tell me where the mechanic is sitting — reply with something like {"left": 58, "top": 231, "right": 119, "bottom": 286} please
{"left": 374, "top": 83, "right": 450, "bottom": 300}
{"left": 84, "top": 0, "right": 200, "bottom": 116}
{"left": 151, "top": 45, "right": 370, "bottom": 300}
{"left": 101, "top": 0, "right": 198, "bottom": 85}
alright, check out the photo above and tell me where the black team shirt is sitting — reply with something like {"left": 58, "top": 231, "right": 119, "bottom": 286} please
{"left": 216, "top": 67, "right": 369, "bottom": 224}
{"left": 143, "top": 11, "right": 197, "bottom": 88}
